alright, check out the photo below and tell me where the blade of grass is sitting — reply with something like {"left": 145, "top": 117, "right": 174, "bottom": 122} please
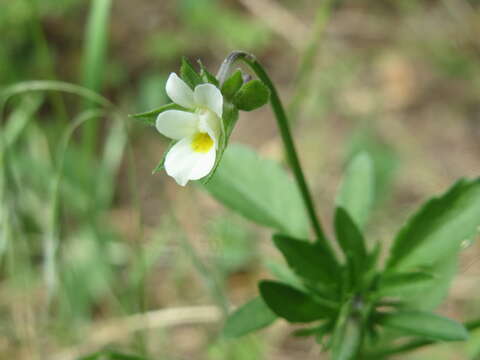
{"left": 81, "top": 0, "right": 112, "bottom": 154}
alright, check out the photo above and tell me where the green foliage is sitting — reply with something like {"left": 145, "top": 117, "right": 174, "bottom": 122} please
{"left": 334, "top": 208, "right": 367, "bottom": 287}
{"left": 130, "top": 103, "right": 188, "bottom": 125}
{"left": 378, "top": 311, "right": 469, "bottom": 341}
{"left": 180, "top": 56, "right": 204, "bottom": 89}
{"left": 221, "top": 70, "right": 243, "bottom": 100}
{"left": 223, "top": 297, "right": 277, "bottom": 338}
{"left": 376, "top": 271, "right": 434, "bottom": 297}
{"left": 331, "top": 317, "right": 362, "bottom": 360}
{"left": 259, "top": 280, "right": 335, "bottom": 323}
{"left": 387, "top": 178, "right": 480, "bottom": 270}
{"left": 233, "top": 80, "right": 270, "bottom": 111}
{"left": 272, "top": 234, "right": 339, "bottom": 286}
{"left": 336, "top": 152, "right": 375, "bottom": 229}
{"left": 204, "top": 144, "right": 310, "bottom": 237}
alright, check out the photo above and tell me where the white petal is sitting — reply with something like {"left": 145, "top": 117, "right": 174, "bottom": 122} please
{"left": 166, "top": 73, "right": 195, "bottom": 109}
{"left": 156, "top": 110, "right": 197, "bottom": 140}
{"left": 194, "top": 83, "right": 223, "bottom": 118}
{"left": 164, "top": 137, "right": 216, "bottom": 186}
{"left": 198, "top": 110, "right": 221, "bottom": 147}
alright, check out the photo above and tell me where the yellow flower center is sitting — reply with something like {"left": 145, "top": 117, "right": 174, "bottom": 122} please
{"left": 191, "top": 132, "right": 214, "bottom": 153}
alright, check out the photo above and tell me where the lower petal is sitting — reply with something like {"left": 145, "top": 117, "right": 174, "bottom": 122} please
{"left": 164, "top": 137, "right": 216, "bottom": 186}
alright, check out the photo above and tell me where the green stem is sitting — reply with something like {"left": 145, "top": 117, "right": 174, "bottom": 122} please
{"left": 218, "top": 52, "right": 333, "bottom": 255}
{"left": 365, "top": 319, "right": 480, "bottom": 358}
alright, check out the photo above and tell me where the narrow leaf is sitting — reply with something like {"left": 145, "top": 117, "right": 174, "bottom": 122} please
{"left": 223, "top": 297, "right": 277, "bottom": 338}
{"left": 259, "top": 280, "right": 334, "bottom": 323}
{"left": 204, "top": 144, "right": 309, "bottom": 237}
{"left": 378, "top": 311, "right": 468, "bottom": 341}
{"left": 334, "top": 207, "right": 367, "bottom": 285}
{"left": 180, "top": 57, "right": 203, "bottom": 89}
{"left": 198, "top": 60, "right": 219, "bottom": 86}
{"left": 336, "top": 152, "right": 375, "bottom": 229}
{"left": 130, "top": 103, "right": 187, "bottom": 125}
{"left": 377, "top": 271, "right": 434, "bottom": 297}
{"left": 273, "top": 234, "right": 338, "bottom": 285}
{"left": 387, "top": 178, "right": 480, "bottom": 270}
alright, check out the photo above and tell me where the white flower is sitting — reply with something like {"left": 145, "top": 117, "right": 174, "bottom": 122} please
{"left": 156, "top": 73, "right": 223, "bottom": 186}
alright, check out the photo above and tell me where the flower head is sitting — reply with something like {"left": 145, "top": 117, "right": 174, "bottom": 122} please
{"left": 156, "top": 73, "right": 223, "bottom": 186}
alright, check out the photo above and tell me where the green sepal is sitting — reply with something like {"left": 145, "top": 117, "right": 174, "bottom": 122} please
{"left": 259, "top": 280, "right": 336, "bottom": 323}
{"left": 222, "top": 297, "right": 277, "bottom": 338}
{"left": 180, "top": 57, "right": 203, "bottom": 89}
{"left": 198, "top": 60, "right": 219, "bottom": 87}
{"left": 221, "top": 70, "right": 243, "bottom": 101}
{"left": 130, "top": 103, "right": 188, "bottom": 125}
{"left": 152, "top": 140, "right": 175, "bottom": 174}
{"left": 233, "top": 79, "right": 270, "bottom": 111}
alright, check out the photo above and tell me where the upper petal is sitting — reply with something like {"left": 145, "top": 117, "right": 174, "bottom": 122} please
{"left": 166, "top": 73, "right": 195, "bottom": 109}
{"left": 164, "top": 137, "right": 216, "bottom": 186}
{"left": 156, "top": 110, "right": 197, "bottom": 140}
{"left": 194, "top": 83, "right": 223, "bottom": 118}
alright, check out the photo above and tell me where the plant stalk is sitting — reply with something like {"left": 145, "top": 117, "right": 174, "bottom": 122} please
{"left": 218, "top": 51, "right": 333, "bottom": 256}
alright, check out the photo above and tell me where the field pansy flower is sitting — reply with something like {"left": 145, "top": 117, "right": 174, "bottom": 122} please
{"left": 156, "top": 73, "right": 223, "bottom": 186}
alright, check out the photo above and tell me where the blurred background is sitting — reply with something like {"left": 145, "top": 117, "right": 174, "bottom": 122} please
{"left": 1, "top": 0, "right": 480, "bottom": 359}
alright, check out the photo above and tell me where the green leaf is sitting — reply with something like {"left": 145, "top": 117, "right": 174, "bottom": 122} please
{"left": 272, "top": 234, "right": 338, "bottom": 285}
{"left": 334, "top": 207, "right": 367, "bottom": 285}
{"left": 221, "top": 70, "right": 243, "bottom": 100}
{"left": 387, "top": 178, "right": 480, "bottom": 270}
{"left": 129, "top": 103, "right": 187, "bottom": 125}
{"left": 377, "top": 271, "right": 434, "bottom": 297}
{"left": 198, "top": 60, "right": 219, "bottom": 87}
{"left": 331, "top": 318, "right": 362, "bottom": 360}
{"left": 180, "top": 57, "right": 203, "bottom": 89}
{"left": 233, "top": 79, "right": 270, "bottom": 111}
{"left": 259, "top": 280, "right": 334, "bottom": 323}
{"left": 404, "top": 255, "right": 458, "bottom": 311}
{"left": 204, "top": 144, "right": 309, "bottom": 237}
{"left": 336, "top": 152, "right": 374, "bottom": 229}
{"left": 223, "top": 297, "right": 277, "bottom": 338}
{"left": 378, "top": 311, "right": 468, "bottom": 341}
{"left": 152, "top": 141, "right": 175, "bottom": 174}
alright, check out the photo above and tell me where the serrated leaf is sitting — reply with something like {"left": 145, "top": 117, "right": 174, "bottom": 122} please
{"left": 334, "top": 207, "right": 367, "bottom": 286}
{"left": 336, "top": 152, "right": 375, "bottom": 229}
{"left": 272, "top": 234, "right": 339, "bottom": 285}
{"left": 223, "top": 297, "right": 277, "bottom": 338}
{"left": 378, "top": 311, "right": 468, "bottom": 341}
{"left": 130, "top": 103, "right": 187, "bottom": 125}
{"left": 233, "top": 79, "right": 270, "bottom": 111}
{"left": 259, "top": 280, "right": 334, "bottom": 323}
{"left": 377, "top": 271, "right": 434, "bottom": 297}
{"left": 204, "top": 144, "right": 309, "bottom": 237}
{"left": 180, "top": 57, "right": 203, "bottom": 89}
{"left": 387, "top": 178, "right": 480, "bottom": 270}
{"left": 221, "top": 70, "right": 243, "bottom": 100}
